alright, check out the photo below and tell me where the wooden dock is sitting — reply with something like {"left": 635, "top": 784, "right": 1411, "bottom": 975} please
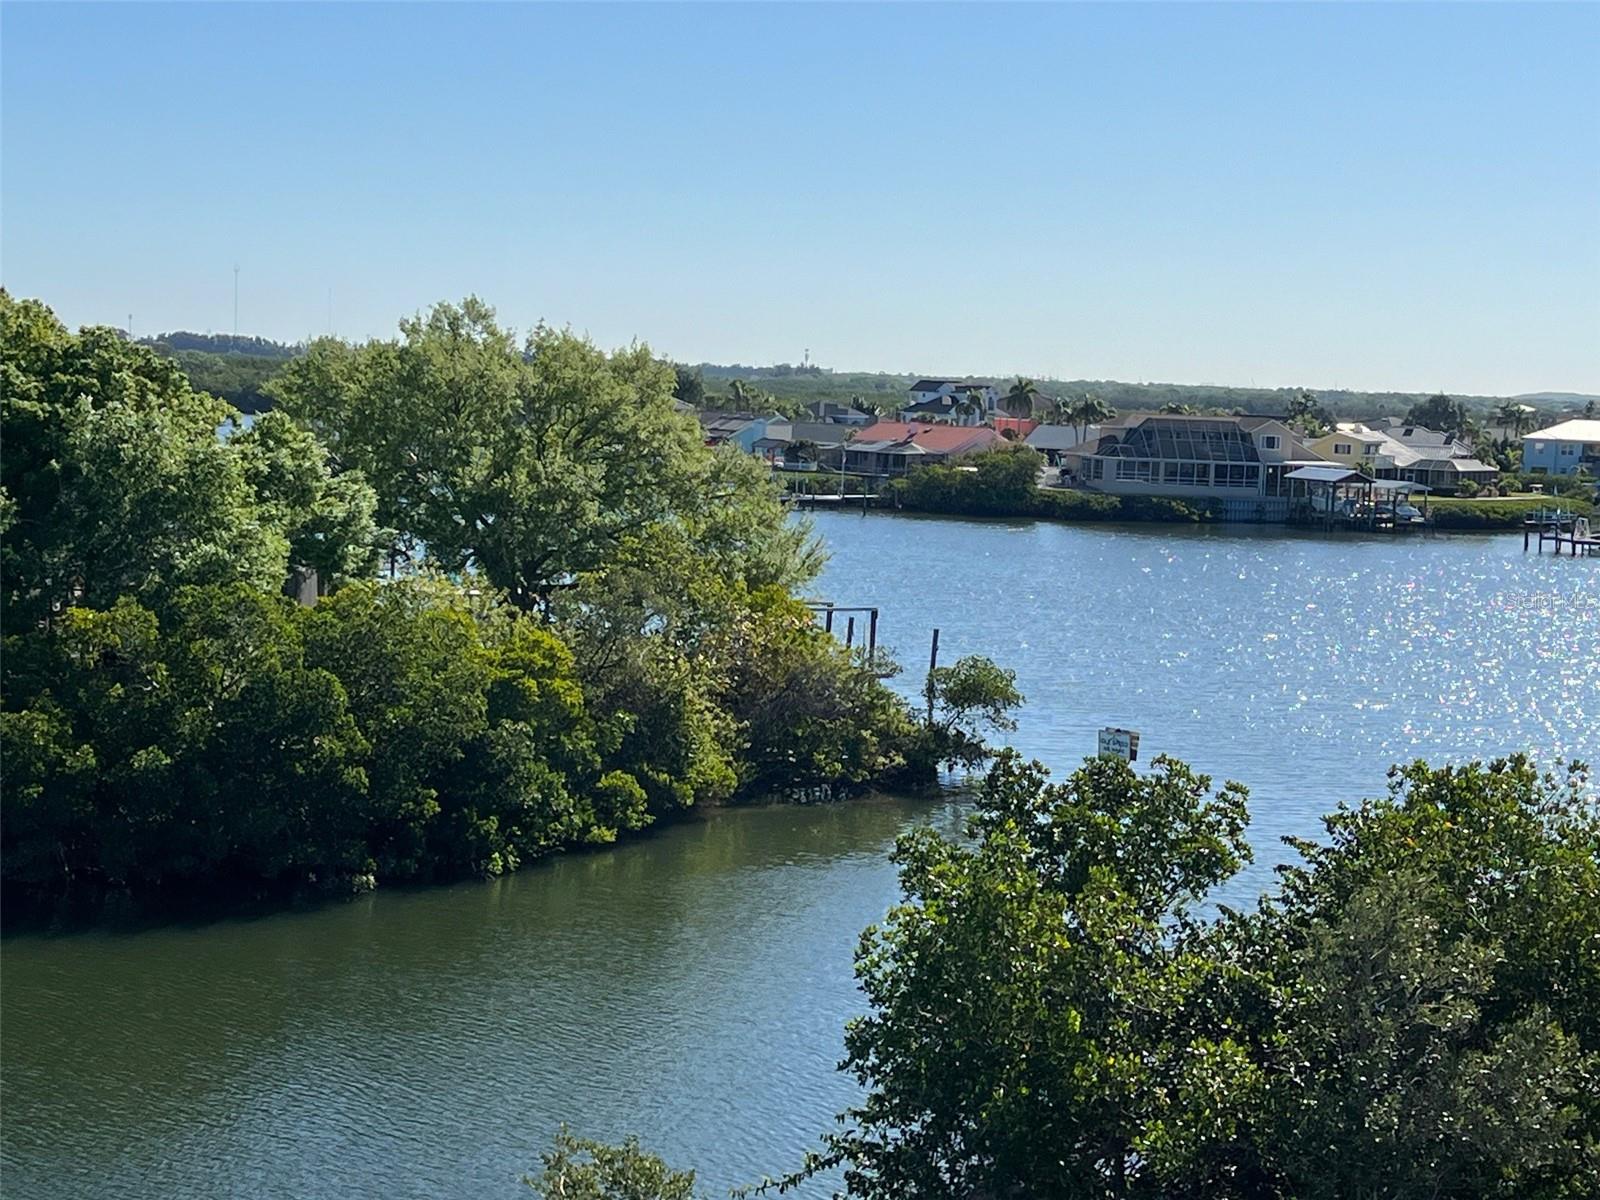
{"left": 1524, "top": 511, "right": 1598, "bottom": 556}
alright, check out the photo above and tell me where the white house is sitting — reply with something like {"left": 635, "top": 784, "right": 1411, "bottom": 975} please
{"left": 1522, "top": 419, "right": 1600, "bottom": 476}
{"left": 906, "top": 378, "right": 1000, "bottom": 417}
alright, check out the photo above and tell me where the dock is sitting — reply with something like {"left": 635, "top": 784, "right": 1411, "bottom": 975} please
{"left": 1524, "top": 510, "right": 1598, "bottom": 556}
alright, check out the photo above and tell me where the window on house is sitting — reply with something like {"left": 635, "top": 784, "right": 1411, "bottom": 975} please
{"left": 1261, "top": 435, "right": 1280, "bottom": 450}
{"left": 1334, "top": 442, "right": 1353, "bottom": 455}
{"left": 1560, "top": 443, "right": 1577, "bottom": 456}
{"left": 1533, "top": 442, "right": 1546, "bottom": 452}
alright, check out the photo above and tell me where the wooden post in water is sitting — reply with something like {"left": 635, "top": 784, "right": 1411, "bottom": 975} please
{"left": 824, "top": 603, "right": 835, "bottom": 633}
{"left": 925, "top": 627, "right": 941, "bottom": 725}
{"left": 845, "top": 616, "right": 856, "bottom": 649}
{"left": 868, "top": 608, "right": 879, "bottom": 656}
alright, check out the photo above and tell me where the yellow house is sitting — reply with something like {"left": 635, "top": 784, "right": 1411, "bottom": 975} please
{"left": 1308, "top": 427, "right": 1392, "bottom": 472}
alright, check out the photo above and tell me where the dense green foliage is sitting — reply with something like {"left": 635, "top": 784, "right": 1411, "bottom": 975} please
{"left": 1405, "top": 391, "right": 1472, "bottom": 433}
{"left": 762, "top": 751, "right": 1600, "bottom": 1199}
{"left": 139, "top": 333, "right": 301, "bottom": 413}
{"left": 1429, "top": 495, "right": 1594, "bottom": 529}
{"left": 169, "top": 350, "right": 285, "bottom": 412}
{"left": 525, "top": 1129, "right": 700, "bottom": 1200}
{"left": 269, "top": 299, "right": 816, "bottom": 611}
{"left": 0, "top": 292, "right": 381, "bottom": 628}
{"left": 2, "top": 295, "right": 945, "bottom": 900}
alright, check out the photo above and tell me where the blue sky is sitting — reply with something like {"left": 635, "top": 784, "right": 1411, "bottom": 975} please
{"left": 4, "top": 2, "right": 1597, "bottom": 395}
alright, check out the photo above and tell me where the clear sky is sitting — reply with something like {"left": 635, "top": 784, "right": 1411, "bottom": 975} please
{"left": 4, "top": 2, "right": 1597, "bottom": 395}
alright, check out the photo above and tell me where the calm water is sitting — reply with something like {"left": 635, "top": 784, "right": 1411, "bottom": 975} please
{"left": 5, "top": 515, "right": 1597, "bottom": 1199}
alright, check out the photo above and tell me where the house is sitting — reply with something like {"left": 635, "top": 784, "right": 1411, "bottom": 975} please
{"left": 698, "top": 411, "right": 771, "bottom": 453}
{"left": 1311, "top": 423, "right": 1498, "bottom": 493}
{"left": 1061, "top": 414, "right": 1326, "bottom": 500}
{"left": 801, "top": 399, "right": 873, "bottom": 426}
{"left": 753, "top": 419, "right": 856, "bottom": 466}
{"left": 1309, "top": 426, "right": 1395, "bottom": 471}
{"left": 841, "top": 421, "right": 1001, "bottom": 477}
{"left": 906, "top": 378, "right": 999, "bottom": 422}
{"left": 1522, "top": 419, "right": 1600, "bottom": 476}
{"left": 901, "top": 394, "right": 975, "bottom": 424}
{"left": 1024, "top": 423, "right": 1099, "bottom": 465}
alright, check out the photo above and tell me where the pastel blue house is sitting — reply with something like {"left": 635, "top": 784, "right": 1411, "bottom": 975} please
{"left": 1522, "top": 419, "right": 1600, "bottom": 476}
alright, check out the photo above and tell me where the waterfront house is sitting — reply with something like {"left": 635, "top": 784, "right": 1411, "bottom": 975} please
{"left": 753, "top": 419, "right": 856, "bottom": 466}
{"left": 698, "top": 411, "right": 772, "bottom": 453}
{"left": 1522, "top": 419, "right": 1600, "bottom": 476}
{"left": 841, "top": 420, "right": 1001, "bottom": 477}
{"left": 801, "top": 399, "right": 873, "bottom": 425}
{"left": 1024, "top": 423, "right": 1099, "bottom": 464}
{"left": 1060, "top": 414, "right": 1326, "bottom": 509}
{"left": 1311, "top": 423, "right": 1498, "bottom": 493}
{"left": 905, "top": 378, "right": 999, "bottom": 422}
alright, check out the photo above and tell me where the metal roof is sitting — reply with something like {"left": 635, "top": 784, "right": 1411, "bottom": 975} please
{"left": 1285, "top": 465, "right": 1372, "bottom": 484}
{"left": 1525, "top": 419, "right": 1600, "bottom": 443}
{"left": 1370, "top": 478, "right": 1432, "bottom": 493}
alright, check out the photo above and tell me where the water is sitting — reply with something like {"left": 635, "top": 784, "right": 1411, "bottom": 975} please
{"left": 5, "top": 515, "right": 1597, "bottom": 1199}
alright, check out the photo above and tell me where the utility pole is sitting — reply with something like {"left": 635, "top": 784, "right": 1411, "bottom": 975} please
{"left": 233, "top": 264, "right": 240, "bottom": 351}
{"left": 127, "top": 313, "right": 133, "bottom": 341}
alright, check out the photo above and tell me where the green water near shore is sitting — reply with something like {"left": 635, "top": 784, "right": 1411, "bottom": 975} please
{"left": 4, "top": 514, "right": 1595, "bottom": 1199}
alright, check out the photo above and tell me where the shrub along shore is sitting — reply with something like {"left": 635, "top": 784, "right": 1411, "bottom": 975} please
{"left": 875, "top": 443, "right": 1593, "bottom": 530}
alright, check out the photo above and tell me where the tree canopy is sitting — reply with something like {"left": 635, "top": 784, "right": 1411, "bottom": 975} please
{"left": 268, "top": 299, "right": 813, "bottom": 609}
{"left": 2, "top": 293, "right": 938, "bottom": 900}
{"left": 1405, "top": 392, "right": 1471, "bottom": 433}
{"left": 776, "top": 751, "right": 1600, "bottom": 1200}
{"left": 0, "top": 291, "right": 378, "bottom": 628}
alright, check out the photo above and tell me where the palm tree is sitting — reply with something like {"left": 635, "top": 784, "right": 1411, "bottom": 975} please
{"left": 1159, "top": 402, "right": 1196, "bottom": 415}
{"left": 1002, "top": 377, "right": 1041, "bottom": 419}
{"left": 953, "top": 391, "right": 987, "bottom": 426}
{"left": 1067, "top": 393, "right": 1115, "bottom": 443}
{"left": 728, "top": 379, "right": 754, "bottom": 410}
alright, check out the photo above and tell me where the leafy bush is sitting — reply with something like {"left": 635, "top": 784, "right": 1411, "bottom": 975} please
{"left": 525, "top": 1129, "right": 699, "bottom": 1200}
{"left": 1429, "top": 495, "right": 1594, "bottom": 529}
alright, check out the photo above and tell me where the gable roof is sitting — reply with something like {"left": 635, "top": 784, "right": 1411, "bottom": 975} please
{"left": 1286, "top": 465, "right": 1372, "bottom": 485}
{"left": 778, "top": 420, "right": 857, "bottom": 446}
{"left": 804, "top": 399, "right": 871, "bottom": 421}
{"left": 909, "top": 378, "right": 989, "bottom": 393}
{"left": 1025, "top": 424, "right": 1091, "bottom": 451}
{"left": 1524, "top": 419, "right": 1600, "bottom": 443}
{"left": 849, "top": 421, "right": 1001, "bottom": 456}
{"left": 697, "top": 411, "right": 760, "bottom": 438}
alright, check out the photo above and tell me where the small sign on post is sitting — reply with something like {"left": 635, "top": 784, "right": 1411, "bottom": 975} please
{"left": 1097, "top": 727, "right": 1140, "bottom": 762}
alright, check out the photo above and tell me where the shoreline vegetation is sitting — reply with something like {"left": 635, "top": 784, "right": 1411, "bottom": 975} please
{"left": 5, "top": 292, "right": 1597, "bottom": 1195}
{"left": 865, "top": 444, "right": 1594, "bottom": 530}
{"left": 1, "top": 292, "right": 1022, "bottom": 916}
{"left": 535, "top": 751, "right": 1600, "bottom": 1200}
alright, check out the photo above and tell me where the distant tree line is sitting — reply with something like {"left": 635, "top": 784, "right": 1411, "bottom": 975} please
{"left": 145, "top": 330, "right": 303, "bottom": 359}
